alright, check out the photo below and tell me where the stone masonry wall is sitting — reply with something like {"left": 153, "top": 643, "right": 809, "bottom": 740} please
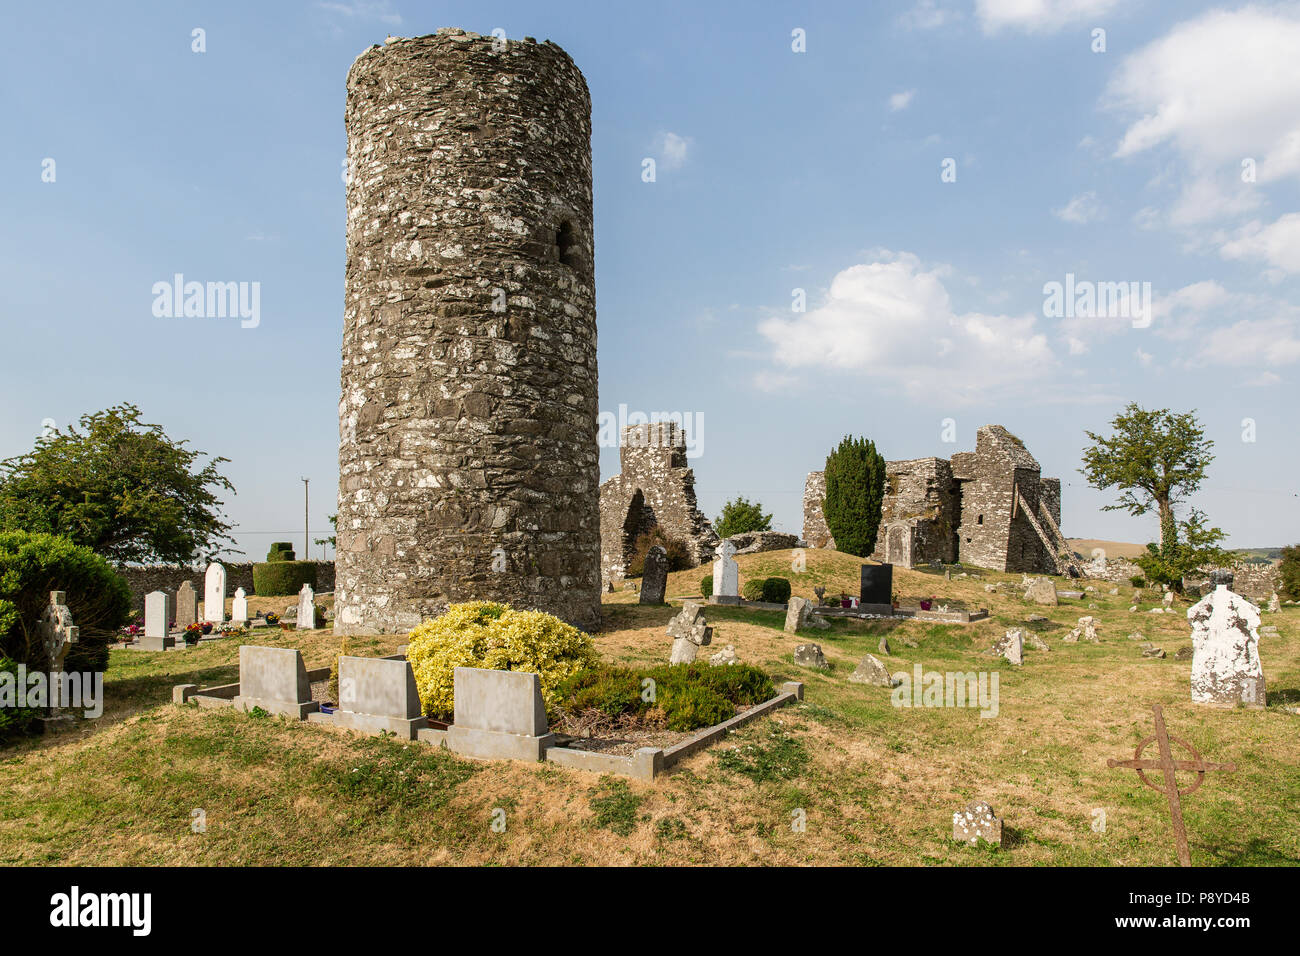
{"left": 336, "top": 30, "right": 601, "bottom": 634}
{"left": 598, "top": 423, "right": 718, "bottom": 588}
{"left": 118, "top": 563, "right": 336, "bottom": 613}
{"left": 802, "top": 471, "right": 834, "bottom": 549}
{"left": 869, "top": 457, "right": 957, "bottom": 566}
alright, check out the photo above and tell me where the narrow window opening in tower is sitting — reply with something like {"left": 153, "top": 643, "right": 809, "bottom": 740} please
{"left": 556, "top": 220, "right": 579, "bottom": 268}
{"left": 977, "top": 514, "right": 983, "bottom": 525}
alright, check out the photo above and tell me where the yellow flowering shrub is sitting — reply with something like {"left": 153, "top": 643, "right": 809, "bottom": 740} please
{"left": 406, "top": 601, "right": 598, "bottom": 718}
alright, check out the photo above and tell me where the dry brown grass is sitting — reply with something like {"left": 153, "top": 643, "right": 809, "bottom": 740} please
{"left": 2, "top": 548, "right": 1296, "bottom": 867}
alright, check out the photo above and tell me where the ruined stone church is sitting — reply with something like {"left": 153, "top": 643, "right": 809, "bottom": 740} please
{"left": 598, "top": 423, "right": 718, "bottom": 590}
{"left": 804, "top": 425, "right": 1069, "bottom": 574}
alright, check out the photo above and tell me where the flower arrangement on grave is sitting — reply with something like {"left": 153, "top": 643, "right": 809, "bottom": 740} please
{"left": 215, "top": 622, "right": 246, "bottom": 637}
{"left": 265, "top": 612, "right": 279, "bottom": 626}
{"left": 200, "top": 621, "right": 213, "bottom": 635}
{"left": 406, "top": 601, "right": 598, "bottom": 718}
{"left": 183, "top": 622, "right": 204, "bottom": 644}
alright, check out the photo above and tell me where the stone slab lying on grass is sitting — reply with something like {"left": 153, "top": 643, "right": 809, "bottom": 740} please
{"left": 988, "top": 629, "right": 1023, "bottom": 666}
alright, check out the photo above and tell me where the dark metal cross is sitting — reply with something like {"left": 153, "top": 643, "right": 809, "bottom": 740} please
{"left": 1107, "top": 703, "right": 1235, "bottom": 867}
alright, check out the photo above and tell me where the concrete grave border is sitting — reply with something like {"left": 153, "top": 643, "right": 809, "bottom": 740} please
{"left": 178, "top": 647, "right": 806, "bottom": 782}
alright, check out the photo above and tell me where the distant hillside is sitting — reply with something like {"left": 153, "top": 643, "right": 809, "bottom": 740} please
{"left": 1066, "top": 539, "right": 1283, "bottom": 564}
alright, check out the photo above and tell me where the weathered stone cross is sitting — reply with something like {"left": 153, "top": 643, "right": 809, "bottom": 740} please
{"left": 1106, "top": 703, "right": 1234, "bottom": 867}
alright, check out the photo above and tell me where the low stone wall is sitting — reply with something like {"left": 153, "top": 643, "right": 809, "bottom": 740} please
{"left": 119, "top": 562, "right": 336, "bottom": 612}
{"left": 728, "top": 531, "right": 801, "bottom": 554}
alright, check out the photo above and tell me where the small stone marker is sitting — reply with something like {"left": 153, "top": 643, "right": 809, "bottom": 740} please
{"left": 1106, "top": 704, "right": 1235, "bottom": 867}
{"left": 848, "top": 653, "right": 897, "bottom": 687}
{"left": 176, "top": 582, "right": 198, "bottom": 628}
{"left": 1024, "top": 577, "right": 1058, "bottom": 606}
{"left": 1023, "top": 631, "right": 1051, "bottom": 652}
{"left": 296, "top": 583, "right": 315, "bottom": 630}
{"left": 711, "top": 539, "right": 739, "bottom": 603}
{"left": 989, "top": 628, "right": 1023, "bottom": 665}
{"left": 231, "top": 587, "right": 249, "bottom": 624}
{"left": 666, "top": 601, "right": 713, "bottom": 664}
{"left": 1065, "top": 616, "right": 1099, "bottom": 643}
{"left": 878, "top": 635, "right": 890, "bottom": 655}
{"left": 639, "top": 546, "right": 668, "bottom": 605}
{"left": 952, "top": 800, "right": 1001, "bottom": 845}
{"left": 204, "top": 562, "right": 226, "bottom": 622}
{"left": 1140, "top": 644, "right": 1166, "bottom": 659}
{"left": 784, "top": 595, "right": 829, "bottom": 633}
{"left": 1175, "top": 645, "right": 1192, "bottom": 661}
{"left": 1188, "top": 583, "right": 1266, "bottom": 709}
{"left": 794, "top": 642, "right": 828, "bottom": 670}
{"left": 143, "top": 591, "right": 173, "bottom": 650}
{"left": 1267, "top": 592, "right": 1280, "bottom": 613}
{"left": 709, "top": 645, "right": 738, "bottom": 666}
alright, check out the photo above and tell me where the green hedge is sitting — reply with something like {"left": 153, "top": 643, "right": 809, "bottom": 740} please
{"left": 0, "top": 531, "right": 131, "bottom": 675}
{"left": 741, "top": 579, "right": 766, "bottom": 601}
{"left": 266, "top": 542, "right": 296, "bottom": 563}
{"left": 252, "top": 560, "right": 317, "bottom": 596}
{"left": 556, "top": 663, "right": 774, "bottom": 732}
{"left": 762, "top": 577, "right": 792, "bottom": 603}
{"left": 700, "top": 574, "right": 714, "bottom": 599}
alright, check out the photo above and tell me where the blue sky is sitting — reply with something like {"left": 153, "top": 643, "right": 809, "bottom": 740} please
{"left": 3, "top": 0, "right": 1298, "bottom": 561}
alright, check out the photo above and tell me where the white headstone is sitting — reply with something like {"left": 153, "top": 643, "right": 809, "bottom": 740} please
{"left": 204, "top": 562, "right": 226, "bottom": 622}
{"left": 296, "top": 583, "right": 315, "bottom": 630}
{"left": 1188, "top": 584, "right": 1266, "bottom": 709}
{"left": 712, "top": 539, "right": 739, "bottom": 599}
{"left": 231, "top": 587, "right": 248, "bottom": 624}
{"left": 145, "top": 591, "right": 169, "bottom": 639}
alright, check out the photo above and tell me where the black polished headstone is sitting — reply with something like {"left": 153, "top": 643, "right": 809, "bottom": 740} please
{"left": 860, "top": 563, "right": 893, "bottom": 605}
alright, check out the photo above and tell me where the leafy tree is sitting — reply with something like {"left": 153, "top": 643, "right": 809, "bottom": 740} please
{"left": 822, "top": 436, "right": 887, "bottom": 558}
{"left": 1081, "top": 404, "right": 1214, "bottom": 552}
{"left": 0, "top": 404, "right": 234, "bottom": 565}
{"left": 713, "top": 496, "right": 772, "bottom": 538}
{"left": 1277, "top": 544, "right": 1300, "bottom": 601}
{"left": 314, "top": 514, "right": 338, "bottom": 551}
{"left": 1134, "top": 509, "right": 1237, "bottom": 593}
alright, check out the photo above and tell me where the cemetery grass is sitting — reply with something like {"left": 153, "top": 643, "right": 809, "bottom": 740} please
{"left": 1, "top": 549, "right": 1298, "bottom": 866}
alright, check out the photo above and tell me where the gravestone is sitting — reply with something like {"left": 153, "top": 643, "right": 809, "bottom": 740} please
{"left": 784, "top": 595, "right": 829, "bottom": 634}
{"left": 233, "top": 645, "right": 318, "bottom": 718}
{"left": 176, "top": 582, "right": 198, "bottom": 628}
{"left": 794, "top": 642, "right": 828, "bottom": 670}
{"left": 639, "top": 546, "right": 668, "bottom": 605}
{"left": 204, "top": 562, "right": 226, "bottom": 622}
{"left": 444, "top": 667, "right": 555, "bottom": 761}
{"left": 1188, "top": 584, "right": 1266, "bottom": 709}
{"left": 296, "top": 583, "right": 315, "bottom": 630}
{"left": 142, "top": 591, "right": 173, "bottom": 650}
{"left": 711, "top": 539, "right": 739, "bottom": 604}
{"left": 231, "top": 587, "right": 249, "bottom": 624}
{"left": 953, "top": 801, "right": 1002, "bottom": 845}
{"left": 37, "top": 591, "right": 79, "bottom": 728}
{"left": 848, "top": 653, "right": 896, "bottom": 687}
{"left": 989, "top": 628, "right": 1023, "bottom": 665}
{"left": 709, "top": 645, "right": 738, "bottom": 666}
{"left": 860, "top": 563, "right": 892, "bottom": 607}
{"left": 331, "top": 656, "right": 427, "bottom": 739}
{"left": 1267, "top": 592, "right": 1280, "bottom": 613}
{"left": 666, "top": 601, "right": 712, "bottom": 664}
{"left": 1024, "top": 577, "right": 1058, "bottom": 606}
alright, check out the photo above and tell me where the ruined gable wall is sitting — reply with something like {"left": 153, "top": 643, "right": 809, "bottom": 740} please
{"left": 598, "top": 423, "right": 717, "bottom": 587}
{"left": 869, "top": 457, "right": 957, "bottom": 566}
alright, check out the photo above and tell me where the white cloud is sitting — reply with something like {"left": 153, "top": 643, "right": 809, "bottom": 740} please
{"left": 1053, "top": 191, "right": 1104, "bottom": 224}
{"left": 1221, "top": 213, "right": 1300, "bottom": 276}
{"left": 899, "top": 0, "right": 955, "bottom": 30}
{"left": 976, "top": 0, "right": 1120, "bottom": 34}
{"left": 1186, "top": 317, "right": 1300, "bottom": 369}
{"left": 1135, "top": 347, "right": 1153, "bottom": 367}
{"left": 657, "top": 131, "right": 690, "bottom": 171}
{"left": 1105, "top": 6, "right": 1300, "bottom": 223}
{"left": 889, "top": 89, "right": 917, "bottom": 112}
{"left": 317, "top": 0, "right": 401, "bottom": 24}
{"left": 755, "top": 252, "right": 1055, "bottom": 402}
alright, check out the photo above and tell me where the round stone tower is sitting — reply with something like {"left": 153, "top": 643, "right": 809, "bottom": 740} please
{"left": 336, "top": 29, "right": 600, "bottom": 635}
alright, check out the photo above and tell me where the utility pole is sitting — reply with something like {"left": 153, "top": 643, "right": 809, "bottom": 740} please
{"left": 301, "top": 478, "right": 310, "bottom": 561}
